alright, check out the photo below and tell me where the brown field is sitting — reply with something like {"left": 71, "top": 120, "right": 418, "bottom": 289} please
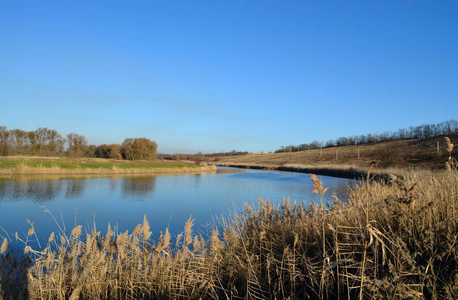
{"left": 211, "top": 133, "right": 458, "bottom": 177}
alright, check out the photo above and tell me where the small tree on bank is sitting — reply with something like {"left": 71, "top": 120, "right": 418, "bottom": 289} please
{"left": 9, "top": 129, "right": 28, "bottom": 154}
{"left": 121, "top": 138, "right": 157, "bottom": 161}
{"left": 95, "top": 144, "right": 122, "bottom": 160}
{"left": 0, "top": 126, "right": 10, "bottom": 156}
{"left": 67, "top": 133, "right": 89, "bottom": 157}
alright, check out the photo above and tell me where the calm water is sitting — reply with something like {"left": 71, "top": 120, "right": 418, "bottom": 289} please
{"left": 0, "top": 167, "right": 354, "bottom": 247}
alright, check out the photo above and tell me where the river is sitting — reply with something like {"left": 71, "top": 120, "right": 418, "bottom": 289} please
{"left": 0, "top": 167, "right": 354, "bottom": 248}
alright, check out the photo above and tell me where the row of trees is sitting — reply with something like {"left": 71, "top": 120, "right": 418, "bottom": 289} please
{"left": 204, "top": 150, "right": 249, "bottom": 158}
{"left": 0, "top": 126, "right": 157, "bottom": 160}
{"left": 159, "top": 150, "right": 249, "bottom": 161}
{"left": 276, "top": 119, "right": 458, "bottom": 153}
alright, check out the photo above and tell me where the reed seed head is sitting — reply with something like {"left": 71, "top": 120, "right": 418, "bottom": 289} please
{"left": 184, "top": 216, "right": 194, "bottom": 247}
{"left": 1, "top": 238, "right": 8, "bottom": 253}
{"left": 141, "top": 215, "right": 152, "bottom": 240}
{"left": 210, "top": 227, "right": 223, "bottom": 253}
{"left": 311, "top": 174, "right": 329, "bottom": 196}
{"left": 163, "top": 228, "right": 171, "bottom": 249}
{"left": 71, "top": 225, "right": 82, "bottom": 239}
{"left": 28, "top": 226, "right": 35, "bottom": 237}
{"left": 332, "top": 194, "right": 339, "bottom": 206}
{"left": 445, "top": 137, "right": 453, "bottom": 154}
{"left": 48, "top": 232, "right": 55, "bottom": 244}
{"left": 244, "top": 203, "right": 254, "bottom": 214}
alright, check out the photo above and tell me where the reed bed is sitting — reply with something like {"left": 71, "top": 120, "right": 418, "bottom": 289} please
{"left": 1, "top": 152, "right": 457, "bottom": 299}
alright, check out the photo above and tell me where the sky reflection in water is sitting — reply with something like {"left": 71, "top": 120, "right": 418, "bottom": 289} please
{"left": 0, "top": 168, "right": 354, "bottom": 248}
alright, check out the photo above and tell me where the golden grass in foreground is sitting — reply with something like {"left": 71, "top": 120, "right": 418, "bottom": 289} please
{"left": 0, "top": 172, "right": 457, "bottom": 298}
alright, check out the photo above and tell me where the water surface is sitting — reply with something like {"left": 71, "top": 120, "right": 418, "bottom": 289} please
{"left": 0, "top": 168, "right": 354, "bottom": 247}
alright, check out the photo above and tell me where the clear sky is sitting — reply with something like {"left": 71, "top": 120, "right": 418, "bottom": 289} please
{"left": 1, "top": 0, "right": 457, "bottom": 154}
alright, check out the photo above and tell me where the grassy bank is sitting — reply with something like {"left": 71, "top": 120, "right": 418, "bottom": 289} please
{"left": 0, "top": 157, "right": 216, "bottom": 175}
{"left": 0, "top": 167, "right": 457, "bottom": 299}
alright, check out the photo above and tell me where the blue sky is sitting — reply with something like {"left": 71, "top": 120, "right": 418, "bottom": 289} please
{"left": 1, "top": 0, "right": 457, "bottom": 154}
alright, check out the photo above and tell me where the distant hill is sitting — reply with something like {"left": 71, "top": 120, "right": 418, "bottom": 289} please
{"left": 213, "top": 132, "right": 458, "bottom": 170}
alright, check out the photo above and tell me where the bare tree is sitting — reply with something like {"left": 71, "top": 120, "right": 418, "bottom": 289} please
{"left": 67, "top": 133, "right": 88, "bottom": 157}
{"left": 9, "top": 129, "right": 28, "bottom": 153}
{"left": 0, "top": 126, "right": 10, "bottom": 156}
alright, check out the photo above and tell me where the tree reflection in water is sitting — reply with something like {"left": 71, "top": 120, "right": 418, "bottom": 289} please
{"left": 0, "top": 178, "right": 63, "bottom": 203}
{"left": 121, "top": 176, "right": 156, "bottom": 199}
{"left": 0, "top": 175, "right": 160, "bottom": 203}
{"left": 65, "top": 180, "right": 85, "bottom": 199}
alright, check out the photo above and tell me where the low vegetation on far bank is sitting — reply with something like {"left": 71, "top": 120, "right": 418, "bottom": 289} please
{"left": 0, "top": 157, "right": 216, "bottom": 175}
{"left": 0, "top": 142, "right": 457, "bottom": 299}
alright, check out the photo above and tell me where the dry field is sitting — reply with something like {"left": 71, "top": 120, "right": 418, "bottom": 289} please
{"left": 213, "top": 133, "right": 458, "bottom": 171}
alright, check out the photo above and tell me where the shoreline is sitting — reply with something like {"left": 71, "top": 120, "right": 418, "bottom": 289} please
{"left": 0, "top": 157, "right": 217, "bottom": 175}
{"left": 0, "top": 165, "right": 217, "bottom": 175}
{"left": 214, "top": 162, "right": 401, "bottom": 181}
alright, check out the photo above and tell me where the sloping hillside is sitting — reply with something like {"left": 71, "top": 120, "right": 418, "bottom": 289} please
{"left": 213, "top": 133, "right": 458, "bottom": 170}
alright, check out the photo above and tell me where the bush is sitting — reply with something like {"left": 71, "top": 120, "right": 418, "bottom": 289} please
{"left": 121, "top": 138, "right": 157, "bottom": 161}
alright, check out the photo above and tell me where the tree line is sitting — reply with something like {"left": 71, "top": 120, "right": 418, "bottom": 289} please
{"left": 0, "top": 126, "right": 157, "bottom": 160}
{"left": 275, "top": 119, "right": 458, "bottom": 153}
{"left": 159, "top": 150, "right": 249, "bottom": 160}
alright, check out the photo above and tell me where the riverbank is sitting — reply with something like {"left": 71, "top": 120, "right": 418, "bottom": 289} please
{"left": 0, "top": 156, "right": 216, "bottom": 175}
{"left": 214, "top": 162, "right": 428, "bottom": 182}
{"left": 216, "top": 162, "right": 369, "bottom": 179}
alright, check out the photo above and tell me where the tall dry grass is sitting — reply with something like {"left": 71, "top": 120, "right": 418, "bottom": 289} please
{"left": 0, "top": 140, "right": 457, "bottom": 299}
